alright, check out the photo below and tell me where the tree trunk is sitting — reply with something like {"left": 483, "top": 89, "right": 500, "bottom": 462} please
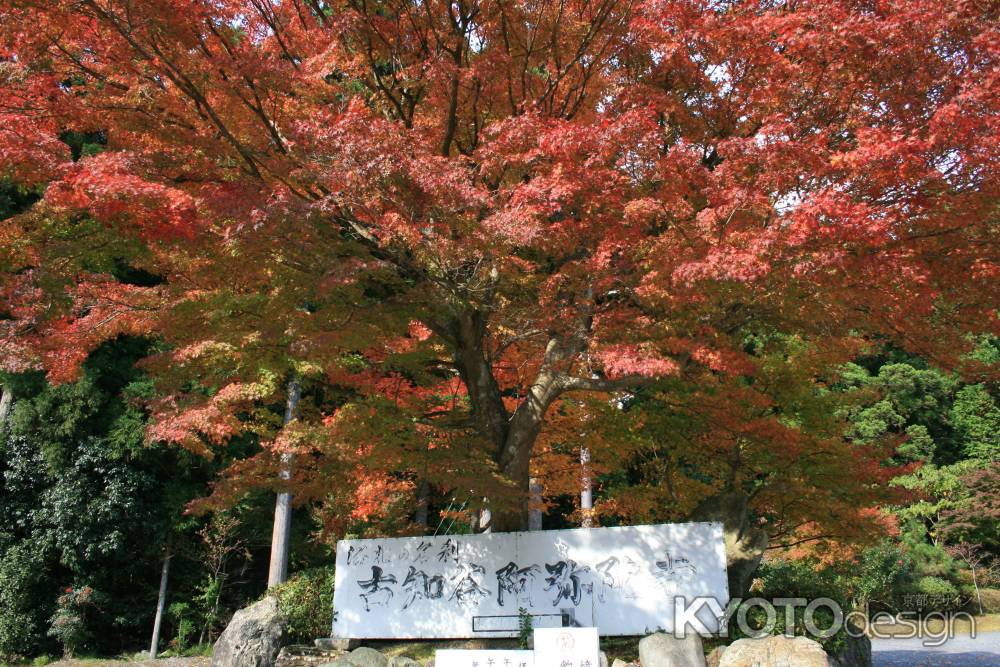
{"left": 267, "top": 375, "right": 301, "bottom": 588}
{"left": 688, "top": 491, "right": 768, "bottom": 597}
{"left": 0, "top": 383, "right": 13, "bottom": 433}
{"left": 149, "top": 540, "right": 172, "bottom": 659}
{"left": 415, "top": 479, "right": 430, "bottom": 529}
{"left": 491, "top": 423, "right": 539, "bottom": 532}
{"left": 580, "top": 447, "right": 593, "bottom": 527}
{"left": 528, "top": 478, "right": 543, "bottom": 531}
{"left": 450, "top": 311, "right": 581, "bottom": 532}
{"left": 971, "top": 565, "right": 984, "bottom": 615}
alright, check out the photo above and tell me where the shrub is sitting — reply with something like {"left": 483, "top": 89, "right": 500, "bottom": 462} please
{"left": 736, "top": 558, "right": 851, "bottom": 655}
{"left": 271, "top": 566, "right": 335, "bottom": 643}
{"left": 978, "top": 588, "right": 1000, "bottom": 614}
{"left": 908, "top": 576, "right": 962, "bottom": 610}
{"left": 0, "top": 541, "right": 51, "bottom": 661}
{"left": 848, "top": 542, "right": 911, "bottom": 612}
{"left": 167, "top": 601, "right": 197, "bottom": 652}
{"left": 47, "top": 585, "right": 100, "bottom": 658}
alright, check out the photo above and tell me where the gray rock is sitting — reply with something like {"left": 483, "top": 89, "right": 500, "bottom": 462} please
{"left": 705, "top": 647, "right": 725, "bottom": 667}
{"left": 638, "top": 632, "right": 706, "bottom": 667}
{"left": 612, "top": 660, "right": 638, "bottom": 667}
{"left": 600, "top": 650, "right": 609, "bottom": 667}
{"left": 317, "top": 638, "right": 362, "bottom": 651}
{"left": 319, "top": 662, "right": 356, "bottom": 667}
{"left": 212, "top": 596, "right": 286, "bottom": 667}
{"left": 390, "top": 657, "right": 422, "bottom": 667}
{"left": 719, "top": 636, "right": 834, "bottom": 667}
{"left": 346, "top": 647, "right": 390, "bottom": 667}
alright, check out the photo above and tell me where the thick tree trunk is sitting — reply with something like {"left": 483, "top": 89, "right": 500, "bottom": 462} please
{"left": 267, "top": 375, "right": 301, "bottom": 588}
{"left": 450, "top": 309, "right": 592, "bottom": 533}
{"left": 149, "top": 540, "right": 172, "bottom": 659}
{"left": 688, "top": 491, "right": 768, "bottom": 597}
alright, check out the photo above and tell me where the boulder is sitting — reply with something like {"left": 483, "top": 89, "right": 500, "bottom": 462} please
{"left": 638, "top": 632, "right": 706, "bottom": 667}
{"left": 611, "top": 659, "right": 633, "bottom": 667}
{"left": 599, "top": 651, "right": 609, "bottom": 667}
{"left": 317, "top": 638, "right": 362, "bottom": 651}
{"left": 705, "top": 648, "right": 726, "bottom": 667}
{"left": 718, "top": 636, "right": 834, "bottom": 667}
{"left": 346, "top": 647, "right": 390, "bottom": 667}
{"left": 390, "top": 657, "right": 423, "bottom": 667}
{"left": 212, "top": 596, "right": 286, "bottom": 667}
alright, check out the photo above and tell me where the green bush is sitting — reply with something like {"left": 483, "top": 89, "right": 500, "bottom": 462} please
{"left": 271, "top": 566, "right": 335, "bottom": 643}
{"left": 167, "top": 601, "right": 197, "bottom": 652}
{"left": 908, "top": 576, "right": 962, "bottom": 610}
{"left": 0, "top": 541, "right": 51, "bottom": 661}
{"left": 848, "top": 542, "right": 911, "bottom": 612}
{"left": 735, "top": 558, "right": 851, "bottom": 655}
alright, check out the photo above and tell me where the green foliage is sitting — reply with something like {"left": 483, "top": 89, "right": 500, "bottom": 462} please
{"left": 0, "top": 540, "right": 50, "bottom": 660}
{"left": 842, "top": 361, "right": 958, "bottom": 463}
{"left": 951, "top": 384, "right": 1000, "bottom": 460}
{"left": 271, "top": 567, "right": 335, "bottom": 643}
{"left": 847, "top": 542, "right": 912, "bottom": 611}
{"left": 737, "top": 558, "right": 851, "bottom": 654}
{"left": 0, "top": 337, "right": 230, "bottom": 658}
{"left": 517, "top": 607, "right": 533, "bottom": 650}
{"left": 912, "top": 576, "right": 960, "bottom": 602}
{"left": 167, "top": 602, "right": 197, "bottom": 652}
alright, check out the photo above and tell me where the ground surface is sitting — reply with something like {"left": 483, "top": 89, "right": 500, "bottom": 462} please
{"left": 872, "top": 632, "right": 1000, "bottom": 667}
{"left": 35, "top": 658, "right": 209, "bottom": 667}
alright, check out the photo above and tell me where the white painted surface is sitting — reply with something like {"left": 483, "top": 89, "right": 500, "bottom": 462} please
{"left": 435, "top": 650, "right": 534, "bottom": 667}
{"left": 332, "top": 522, "right": 729, "bottom": 639}
{"left": 534, "top": 627, "right": 599, "bottom": 667}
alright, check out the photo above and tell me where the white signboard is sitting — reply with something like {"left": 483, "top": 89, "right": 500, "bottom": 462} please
{"left": 332, "top": 522, "right": 728, "bottom": 639}
{"left": 534, "top": 627, "right": 599, "bottom": 667}
{"left": 435, "top": 650, "right": 534, "bottom": 667}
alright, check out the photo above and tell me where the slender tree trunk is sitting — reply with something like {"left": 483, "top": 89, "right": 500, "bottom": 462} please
{"left": 971, "top": 565, "right": 984, "bottom": 615}
{"left": 268, "top": 375, "right": 301, "bottom": 588}
{"left": 580, "top": 447, "right": 593, "bottom": 527}
{"left": 415, "top": 479, "right": 430, "bottom": 529}
{"left": 528, "top": 478, "right": 543, "bottom": 531}
{"left": 149, "top": 540, "right": 172, "bottom": 659}
{"left": 0, "top": 383, "right": 13, "bottom": 433}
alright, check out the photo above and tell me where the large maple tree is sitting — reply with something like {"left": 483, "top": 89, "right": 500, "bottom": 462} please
{"left": 2, "top": 0, "right": 998, "bottom": 587}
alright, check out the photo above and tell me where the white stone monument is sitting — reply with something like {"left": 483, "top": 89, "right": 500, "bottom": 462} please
{"left": 332, "top": 522, "right": 729, "bottom": 639}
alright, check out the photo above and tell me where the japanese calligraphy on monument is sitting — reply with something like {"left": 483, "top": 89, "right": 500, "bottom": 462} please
{"left": 332, "top": 522, "right": 729, "bottom": 639}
